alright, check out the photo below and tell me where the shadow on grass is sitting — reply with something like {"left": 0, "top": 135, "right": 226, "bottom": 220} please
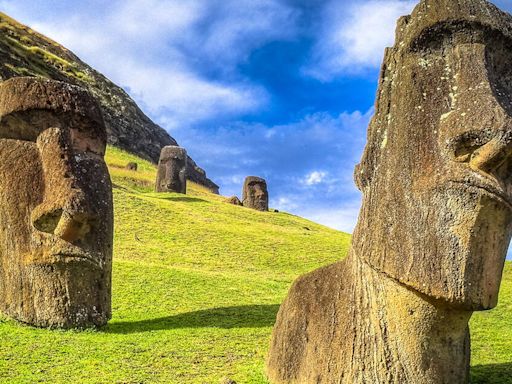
{"left": 151, "top": 195, "right": 207, "bottom": 203}
{"left": 104, "top": 304, "right": 280, "bottom": 334}
{"left": 471, "top": 363, "right": 512, "bottom": 383}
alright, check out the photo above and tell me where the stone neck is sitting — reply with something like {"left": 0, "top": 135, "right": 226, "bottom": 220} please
{"left": 346, "top": 252, "right": 472, "bottom": 384}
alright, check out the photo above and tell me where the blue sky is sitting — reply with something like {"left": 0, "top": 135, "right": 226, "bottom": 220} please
{"left": 2, "top": 0, "right": 512, "bottom": 245}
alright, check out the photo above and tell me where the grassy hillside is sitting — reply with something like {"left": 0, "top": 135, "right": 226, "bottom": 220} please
{"left": 0, "top": 147, "right": 511, "bottom": 383}
{"left": 0, "top": 12, "right": 218, "bottom": 190}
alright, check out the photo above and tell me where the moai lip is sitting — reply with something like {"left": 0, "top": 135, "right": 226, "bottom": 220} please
{"left": 0, "top": 77, "right": 113, "bottom": 329}
{"left": 155, "top": 146, "right": 187, "bottom": 194}
{"left": 267, "top": 1, "right": 512, "bottom": 383}
{"left": 242, "top": 176, "right": 269, "bottom": 212}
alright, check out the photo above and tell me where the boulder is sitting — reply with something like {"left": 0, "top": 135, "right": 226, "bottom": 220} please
{"left": 227, "top": 196, "right": 242, "bottom": 206}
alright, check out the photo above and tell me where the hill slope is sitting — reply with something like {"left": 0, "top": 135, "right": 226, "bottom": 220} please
{"left": 0, "top": 149, "right": 510, "bottom": 383}
{"left": 0, "top": 12, "right": 219, "bottom": 193}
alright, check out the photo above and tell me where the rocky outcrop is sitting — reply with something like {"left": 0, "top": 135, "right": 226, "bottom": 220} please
{"left": 0, "top": 12, "right": 219, "bottom": 193}
{"left": 227, "top": 196, "right": 243, "bottom": 206}
{"left": 267, "top": 0, "right": 512, "bottom": 382}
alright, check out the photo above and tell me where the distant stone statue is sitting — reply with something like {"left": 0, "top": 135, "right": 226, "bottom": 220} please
{"left": 267, "top": 0, "right": 512, "bottom": 383}
{"left": 242, "top": 176, "right": 268, "bottom": 211}
{"left": 0, "top": 77, "right": 113, "bottom": 329}
{"left": 155, "top": 146, "right": 187, "bottom": 194}
{"left": 126, "top": 162, "right": 138, "bottom": 171}
{"left": 227, "top": 196, "right": 242, "bottom": 206}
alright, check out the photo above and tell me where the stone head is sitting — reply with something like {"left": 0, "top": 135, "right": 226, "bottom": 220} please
{"left": 243, "top": 176, "right": 269, "bottom": 211}
{"left": 0, "top": 77, "right": 113, "bottom": 328}
{"left": 156, "top": 146, "right": 187, "bottom": 194}
{"left": 354, "top": 0, "right": 512, "bottom": 310}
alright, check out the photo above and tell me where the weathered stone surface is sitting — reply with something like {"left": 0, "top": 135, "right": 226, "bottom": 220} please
{"left": 125, "top": 162, "right": 138, "bottom": 171}
{"left": 0, "top": 77, "right": 113, "bottom": 329}
{"left": 227, "top": 196, "right": 243, "bottom": 206}
{"left": 266, "top": 0, "right": 512, "bottom": 382}
{"left": 242, "top": 176, "right": 268, "bottom": 212}
{"left": 0, "top": 12, "right": 219, "bottom": 194}
{"left": 156, "top": 146, "right": 187, "bottom": 194}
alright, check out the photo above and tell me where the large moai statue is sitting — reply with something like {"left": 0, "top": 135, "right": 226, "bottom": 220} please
{"left": 267, "top": 0, "right": 512, "bottom": 383}
{"left": 0, "top": 77, "right": 113, "bottom": 329}
{"left": 155, "top": 146, "right": 187, "bottom": 194}
{"left": 242, "top": 176, "right": 269, "bottom": 211}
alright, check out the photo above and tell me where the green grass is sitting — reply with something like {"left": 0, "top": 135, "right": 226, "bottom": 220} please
{"left": 0, "top": 146, "right": 510, "bottom": 383}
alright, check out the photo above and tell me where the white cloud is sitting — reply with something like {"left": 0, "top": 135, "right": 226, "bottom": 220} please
{"left": 299, "top": 200, "right": 362, "bottom": 233}
{"left": 304, "top": 171, "right": 327, "bottom": 186}
{"left": 305, "top": 0, "right": 416, "bottom": 80}
{"left": 2, "top": 0, "right": 297, "bottom": 129}
{"left": 111, "top": 0, "right": 203, "bottom": 40}
{"left": 274, "top": 196, "right": 299, "bottom": 212}
{"left": 198, "top": 0, "right": 300, "bottom": 67}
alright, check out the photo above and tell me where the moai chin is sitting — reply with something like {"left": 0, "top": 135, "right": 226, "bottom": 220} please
{"left": 0, "top": 77, "right": 113, "bottom": 329}
{"left": 267, "top": 0, "right": 512, "bottom": 383}
{"left": 242, "top": 176, "right": 269, "bottom": 211}
{"left": 155, "top": 146, "right": 187, "bottom": 194}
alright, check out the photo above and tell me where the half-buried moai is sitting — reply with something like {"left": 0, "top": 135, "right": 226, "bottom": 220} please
{"left": 155, "top": 146, "right": 187, "bottom": 194}
{"left": 242, "top": 176, "right": 268, "bottom": 211}
{"left": 0, "top": 77, "right": 113, "bottom": 329}
{"left": 267, "top": 0, "right": 512, "bottom": 383}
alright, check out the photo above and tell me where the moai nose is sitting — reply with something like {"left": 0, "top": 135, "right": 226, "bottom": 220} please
{"left": 469, "top": 130, "right": 512, "bottom": 175}
{"left": 32, "top": 127, "right": 97, "bottom": 243}
{"left": 53, "top": 210, "right": 93, "bottom": 243}
{"left": 32, "top": 205, "right": 94, "bottom": 243}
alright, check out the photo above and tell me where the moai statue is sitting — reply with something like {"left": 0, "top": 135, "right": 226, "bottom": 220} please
{"left": 155, "top": 146, "right": 187, "bottom": 194}
{"left": 242, "top": 176, "right": 268, "bottom": 211}
{"left": 267, "top": 0, "right": 512, "bottom": 383}
{"left": 125, "top": 162, "right": 138, "bottom": 171}
{"left": 0, "top": 77, "right": 113, "bottom": 329}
